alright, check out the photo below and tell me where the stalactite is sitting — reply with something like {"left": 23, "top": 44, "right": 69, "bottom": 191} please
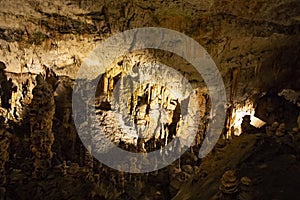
{"left": 108, "top": 77, "right": 114, "bottom": 91}
{"left": 230, "top": 67, "right": 241, "bottom": 101}
{"left": 102, "top": 74, "right": 108, "bottom": 95}
{"left": 161, "top": 123, "right": 165, "bottom": 140}
{"left": 165, "top": 127, "right": 169, "bottom": 146}
{"left": 224, "top": 104, "right": 234, "bottom": 138}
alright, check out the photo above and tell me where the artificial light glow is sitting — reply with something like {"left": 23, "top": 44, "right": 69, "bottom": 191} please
{"left": 229, "top": 101, "right": 265, "bottom": 136}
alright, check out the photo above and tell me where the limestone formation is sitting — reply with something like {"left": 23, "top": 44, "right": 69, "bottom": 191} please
{"left": 275, "top": 123, "right": 286, "bottom": 137}
{"left": 0, "top": 62, "right": 16, "bottom": 112}
{"left": 219, "top": 170, "right": 239, "bottom": 195}
{"left": 170, "top": 171, "right": 190, "bottom": 191}
{"left": 182, "top": 165, "right": 194, "bottom": 175}
{"left": 91, "top": 61, "right": 206, "bottom": 157}
{"left": 241, "top": 115, "right": 257, "bottom": 134}
{"left": 29, "top": 75, "right": 55, "bottom": 178}
{"left": 237, "top": 176, "right": 253, "bottom": 200}
{"left": 67, "top": 163, "right": 80, "bottom": 175}
{"left": 0, "top": 117, "right": 10, "bottom": 199}
{"left": 0, "top": 0, "right": 299, "bottom": 199}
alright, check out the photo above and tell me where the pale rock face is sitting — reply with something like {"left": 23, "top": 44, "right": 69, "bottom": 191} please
{"left": 92, "top": 60, "right": 206, "bottom": 151}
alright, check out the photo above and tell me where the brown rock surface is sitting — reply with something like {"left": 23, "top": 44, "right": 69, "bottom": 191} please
{"left": 0, "top": 1, "right": 298, "bottom": 200}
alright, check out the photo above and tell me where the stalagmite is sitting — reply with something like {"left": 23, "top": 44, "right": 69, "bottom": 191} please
{"left": 0, "top": 1, "right": 299, "bottom": 200}
{"left": 219, "top": 170, "right": 239, "bottom": 195}
{"left": 0, "top": 117, "right": 10, "bottom": 199}
{"left": 238, "top": 176, "right": 253, "bottom": 200}
{"left": 29, "top": 75, "right": 55, "bottom": 179}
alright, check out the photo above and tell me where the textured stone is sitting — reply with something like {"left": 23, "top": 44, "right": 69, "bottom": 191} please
{"left": 0, "top": 1, "right": 298, "bottom": 200}
{"left": 275, "top": 123, "right": 286, "bottom": 137}
{"left": 0, "top": 117, "right": 10, "bottom": 198}
{"left": 219, "top": 170, "right": 239, "bottom": 194}
{"left": 29, "top": 75, "right": 55, "bottom": 178}
{"left": 238, "top": 177, "right": 253, "bottom": 200}
{"left": 241, "top": 115, "right": 257, "bottom": 134}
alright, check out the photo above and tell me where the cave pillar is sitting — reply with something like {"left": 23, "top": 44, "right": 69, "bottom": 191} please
{"left": 29, "top": 75, "right": 55, "bottom": 179}
{"left": 0, "top": 117, "right": 10, "bottom": 199}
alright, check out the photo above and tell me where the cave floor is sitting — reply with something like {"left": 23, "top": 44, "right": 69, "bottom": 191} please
{"left": 174, "top": 132, "right": 300, "bottom": 200}
{"left": 5, "top": 131, "right": 300, "bottom": 200}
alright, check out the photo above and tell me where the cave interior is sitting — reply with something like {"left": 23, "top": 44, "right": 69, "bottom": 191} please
{"left": 0, "top": 0, "right": 300, "bottom": 200}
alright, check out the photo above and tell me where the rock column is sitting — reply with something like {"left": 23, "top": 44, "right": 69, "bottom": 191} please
{"left": 0, "top": 117, "right": 10, "bottom": 199}
{"left": 29, "top": 75, "right": 55, "bottom": 179}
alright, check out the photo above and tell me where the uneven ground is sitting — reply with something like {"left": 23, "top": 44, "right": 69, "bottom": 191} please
{"left": 174, "top": 132, "right": 300, "bottom": 200}
{"left": 0, "top": 0, "right": 300, "bottom": 200}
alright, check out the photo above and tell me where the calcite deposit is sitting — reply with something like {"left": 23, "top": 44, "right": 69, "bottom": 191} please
{"left": 0, "top": 0, "right": 299, "bottom": 200}
{"left": 29, "top": 75, "right": 55, "bottom": 178}
{"left": 0, "top": 117, "right": 10, "bottom": 199}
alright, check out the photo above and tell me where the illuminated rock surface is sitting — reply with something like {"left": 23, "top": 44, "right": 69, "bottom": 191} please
{"left": 0, "top": 0, "right": 299, "bottom": 199}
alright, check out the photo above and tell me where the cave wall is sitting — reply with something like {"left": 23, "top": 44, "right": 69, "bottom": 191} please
{"left": 0, "top": 0, "right": 299, "bottom": 103}
{"left": 0, "top": 1, "right": 300, "bottom": 200}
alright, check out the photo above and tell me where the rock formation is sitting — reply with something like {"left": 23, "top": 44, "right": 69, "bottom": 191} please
{"left": 29, "top": 75, "right": 55, "bottom": 179}
{"left": 237, "top": 176, "right": 253, "bottom": 200}
{"left": 0, "top": 0, "right": 299, "bottom": 199}
{"left": 0, "top": 116, "right": 10, "bottom": 199}
{"left": 219, "top": 170, "right": 239, "bottom": 197}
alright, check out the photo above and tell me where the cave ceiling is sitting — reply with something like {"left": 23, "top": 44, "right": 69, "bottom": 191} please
{"left": 0, "top": 0, "right": 299, "bottom": 102}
